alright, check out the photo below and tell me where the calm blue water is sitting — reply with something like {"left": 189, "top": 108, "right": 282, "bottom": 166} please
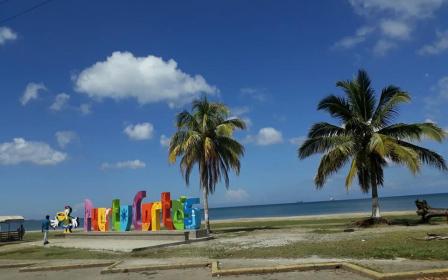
{"left": 23, "top": 193, "right": 448, "bottom": 230}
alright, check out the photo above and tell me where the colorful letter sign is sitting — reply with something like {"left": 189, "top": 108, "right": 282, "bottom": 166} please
{"left": 132, "top": 191, "right": 146, "bottom": 231}
{"left": 84, "top": 191, "right": 201, "bottom": 232}
{"left": 84, "top": 199, "right": 93, "bottom": 231}
{"left": 120, "top": 205, "right": 132, "bottom": 231}
{"left": 112, "top": 199, "right": 120, "bottom": 231}
{"left": 161, "top": 192, "right": 174, "bottom": 230}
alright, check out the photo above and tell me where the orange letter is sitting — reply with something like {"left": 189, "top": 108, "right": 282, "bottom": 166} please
{"left": 141, "top": 202, "right": 153, "bottom": 231}
{"left": 92, "top": 208, "right": 99, "bottom": 231}
{"left": 151, "top": 202, "right": 162, "bottom": 231}
{"left": 97, "top": 208, "right": 110, "bottom": 232}
{"left": 161, "top": 192, "right": 174, "bottom": 230}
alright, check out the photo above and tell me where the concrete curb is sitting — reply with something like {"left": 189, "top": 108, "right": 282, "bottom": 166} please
{"left": 341, "top": 262, "right": 384, "bottom": 279}
{"left": 0, "top": 262, "right": 37, "bottom": 269}
{"left": 19, "top": 261, "right": 116, "bottom": 272}
{"left": 211, "top": 261, "right": 342, "bottom": 277}
{"left": 101, "top": 261, "right": 211, "bottom": 274}
{"left": 211, "top": 261, "right": 448, "bottom": 279}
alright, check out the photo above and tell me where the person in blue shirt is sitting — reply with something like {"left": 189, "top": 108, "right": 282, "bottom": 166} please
{"left": 41, "top": 215, "right": 50, "bottom": 245}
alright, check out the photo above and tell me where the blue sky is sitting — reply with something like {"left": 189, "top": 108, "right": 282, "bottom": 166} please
{"left": 1, "top": 0, "right": 448, "bottom": 219}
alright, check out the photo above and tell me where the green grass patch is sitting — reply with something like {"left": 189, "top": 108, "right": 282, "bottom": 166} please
{"left": 134, "top": 227, "right": 448, "bottom": 260}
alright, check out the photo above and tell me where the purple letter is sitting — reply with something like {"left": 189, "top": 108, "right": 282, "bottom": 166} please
{"left": 84, "top": 199, "right": 93, "bottom": 232}
{"left": 132, "top": 191, "right": 146, "bottom": 230}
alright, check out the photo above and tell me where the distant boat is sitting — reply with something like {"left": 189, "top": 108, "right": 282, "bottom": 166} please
{"left": 329, "top": 196, "right": 335, "bottom": 201}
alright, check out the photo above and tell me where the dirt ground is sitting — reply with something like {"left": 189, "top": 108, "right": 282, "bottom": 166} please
{"left": 0, "top": 267, "right": 370, "bottom": 280}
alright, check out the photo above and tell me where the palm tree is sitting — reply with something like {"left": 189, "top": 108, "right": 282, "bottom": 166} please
{"left": 299, "top": 70, "right": 447, "bottom": 220}
{"left": 169, "top": 97, "right": 246, "bottom": 233}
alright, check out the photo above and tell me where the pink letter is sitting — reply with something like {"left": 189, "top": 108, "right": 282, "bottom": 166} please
{"left": 84, "top": 199, "right": 93, "bottom": 232}
{"left": 132, "top": 191, "right": 146, "bottom": 231}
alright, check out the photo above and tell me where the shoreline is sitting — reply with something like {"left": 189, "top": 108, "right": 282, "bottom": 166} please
{"left": 24, "top": 210, "right": 417, "bottom": 232}
{"left": 211, "top": 210, "right": 416, "bottom": 223}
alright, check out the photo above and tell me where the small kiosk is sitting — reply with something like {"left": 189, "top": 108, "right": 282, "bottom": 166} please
{"left": 0, "top": 216, "right": 25, "bottom": 242}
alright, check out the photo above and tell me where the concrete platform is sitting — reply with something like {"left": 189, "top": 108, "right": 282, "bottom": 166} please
{"left": 45, "top": 230, "right": 211, "bottom": 252}
{"left": 65, "top": 229, "right": 207, "bottom": 241}
{"left": 43, "top": 238, "right": 184, "bottom": 252}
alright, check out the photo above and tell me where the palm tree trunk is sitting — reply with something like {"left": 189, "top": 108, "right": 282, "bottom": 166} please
{"left": 201, "top": 186, "right": 210, "bottom": 235}
{"left": 371, "top": 184, "right": 381, "bottom": 219}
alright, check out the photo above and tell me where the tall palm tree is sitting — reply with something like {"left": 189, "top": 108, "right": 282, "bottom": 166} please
{"left": 299, "top": 70, "right": 447, "bottom": 220}
{"left": 169, "top": 97, "right": 246, "bottom": 233}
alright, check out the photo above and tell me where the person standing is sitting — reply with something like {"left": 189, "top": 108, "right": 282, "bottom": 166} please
{"left": 41, "top": 215, "right": 50, "bottom": 245}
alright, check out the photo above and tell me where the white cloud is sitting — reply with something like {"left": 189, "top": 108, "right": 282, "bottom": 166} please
{"left": 160, "top": 134, "right": 170, "bottom": 147}
{"left": 241, "top": 117, "right": 252, "bottom": 129}
{"left": 348, "top": 0, "right": 445, "bottom": 19}
{"left": 435, "top": 76, "right": 448, "bottom": 99}
{"left": 124, "top": 122, "right": 154, "bottom": 140}
{"left": 231, "top": 106, "right": 250, "bottom": 116}
{"left": 55, "top": 131, "right": 78, "bottom": 148}
{"left": 79, "top": 103, "right": 92, "bottom": 115}
{"left": 333, "top": 26, "right": 375, "bottom": 49}
{"left": 101, "top": 159, "right": 146, "bottom": 170}
{"left": 289, "top": 136, "right": 306, "bottom": 146}
{"left": 0, "top": 138, "right": 66, "bottom": 165}
{"left": 225, "top": 188, "right": 249, "bottom": 202}
{"left": 380, "top": 20, "right": 411, "bottom": 40}
{"left": 240, "top": 88, "right": 267, "bottom": 102}
{"left": 373, "top": 40, "right": 397, "bottom": 56}
{"left": 425, "top": 76, "right": 448, "bottom": 119}
{"left": 418, "top": 30, "right": 448, "bottom": 55}
{"left": 0, "top": 26, "right": 17, "bottom": 45}
{"left": 245, "top": 127, "right": 283, "bottom": 146}
{"left": 20, "top": 82, "right": 46, "bottom": 106}
{"left": 425, "top": 118, "right": 437, "bottom": 124}
{"left": 336, "top": 0, "right": 446, "bottom": 55}
{"left": 74, "top": 51, "right": 217, "bottom": 107}
{"left": 230, "top": 106, "right": 252, "bottom": 129}
{"left": 50, "top": 93, "right": 70, "bottom": 111}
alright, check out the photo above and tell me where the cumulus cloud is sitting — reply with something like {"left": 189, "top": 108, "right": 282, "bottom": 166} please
{"left": 0, "top": 138, "right": 67, "bottom": 165}
{"left": 101, "top": 159, "right": 146, "bottom": 170}
{"left": 418, "top": 29, "right": 448, "bottom": 55}
{"left": 74, "top": 51, "right": 217, "bottom": 107}
{"left": 0, "top": 26, "right": 17, "bottom": 45}
{"left": 160, "top": 134, "right": 170, "bottom": 147}
{"left": 55, "top": 131, "right": 78, "bottom": 148}
{"left": 333, "top": 26, "right": 375, "bottom": 49}
{"left": 373, "top": 40, "right": 397, "bottom": 56}
{"left": 231, "top": 106, "right": 250, "bottom": 116}
{"left": 225, "top": 188, "right": 249, "bottom": 202}
{"left": 425, "top": 76, "right": 448, "bottom": 119}
{"left": 50, "top": 93, "right": 70, "bottom": 111}
{"left": 334, "top": 0, "right": 446, "bottom": 55}
{"left": 124, "top": 122, "right": 154, "bottom": 140}
{"left": 240, "top": 87, "right": 268, "bottom": 102}
{"left": 380, "top": 19, "right": 411, "bottom": 40}
{"left": 79, "top": 103, "right": 92, "bottom": 115}
{"left": 245, "top": 127, "right": 283, "bottom": 146}
{"left": 348, "top": 0, "right": 445, "bottom": 19}
{"left": 289, "top": 136, "right": 306, "bottom": 146}
{"left": 230, "top": 106, "right": 252, "bottom": 129}
{"left": 20, "top": 82, "right": 46, "bottom": 106}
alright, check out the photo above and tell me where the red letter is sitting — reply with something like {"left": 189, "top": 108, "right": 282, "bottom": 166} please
{"left": 161, "top": 192, "right": 174, "bottom": 230}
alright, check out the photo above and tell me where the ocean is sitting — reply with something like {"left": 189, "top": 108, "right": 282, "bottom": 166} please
{"left": 23, "top": 192, "right": 448, "bottom": 231}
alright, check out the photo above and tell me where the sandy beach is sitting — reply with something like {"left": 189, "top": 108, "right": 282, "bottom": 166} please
{"left": 211, "top": 210, "right": 416, "bottom": 223}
